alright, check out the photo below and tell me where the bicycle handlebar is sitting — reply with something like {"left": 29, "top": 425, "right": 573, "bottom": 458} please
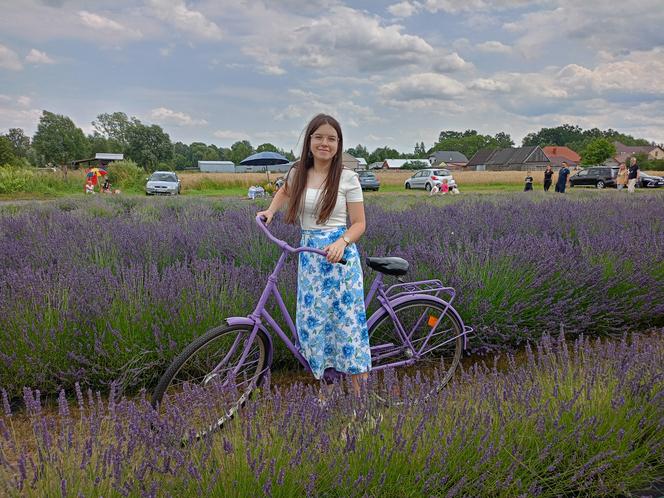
{"left": 255, "top": 215, "right": 347, "bottom": 265}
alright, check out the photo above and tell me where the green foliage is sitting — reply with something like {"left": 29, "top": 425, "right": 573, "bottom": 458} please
{"left": 581, "top": 138, "right": 616, "bottom": 165}
{"left": 4, "top": 128, "right": 31, "bottom": 158}
{"left": 229, "top": 140, "right": 255, "bottom": 164}
{"left": 367, "top": 146, "right": 402, "bottom": 164}
{"left": 522, "top": 124, "right": 652, "bottom": 154}
{"left": 431, "top": 130, "right": 513, "bottom": 159}
{"left": 32, "top": 110, "right": 89, "bottom": 166}
{"left": 0, "top": 165, "right": 82, "bottom": 194}
{"left": 0, "top": 136, "right": 16, "bottom": 165}
{"left": 92, "top": 111, "right": 136, "bottom": 147}
{"left": 632, "top": 152, "right": 664, "bottom": 171}
{"left": 125, "top": 122, "right": 173, "bottom": 172}
{"left": 346, "top": 144, "right": 369, "bottom": 161}
{"left": 401, "top": 160, "right": 430, "bottom": 169}
{"left": 106, "top": 159, "right": 146, "bottom": 190}
{"left": 256, "top": 142, "right": 278, "bottom": 153}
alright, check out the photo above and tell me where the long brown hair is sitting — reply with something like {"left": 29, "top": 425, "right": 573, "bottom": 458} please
{"left": 284, "top": 114, "right": 344, "bottom": 225}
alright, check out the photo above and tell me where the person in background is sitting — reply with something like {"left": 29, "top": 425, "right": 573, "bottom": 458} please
{"left": 524, "top": 171, "right": 534, "bottom": 192}
{"left": 84, "top": 179, "right": 95, "bottom": 194}
{"left": 627, "top": 157, "right": 639, "bottom": 193}
{"left": 555, "top": 161, "right": 571, "bottom": 193}
{"left": 543, "top": 164, "right": 554, "bottom": 192}
{"left": 616, "top": 163, "right": 628, "bottom": 190}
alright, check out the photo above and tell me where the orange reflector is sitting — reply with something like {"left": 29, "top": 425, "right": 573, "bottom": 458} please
{"left": 427, "top": 315, "right": 439, "bottom": 327}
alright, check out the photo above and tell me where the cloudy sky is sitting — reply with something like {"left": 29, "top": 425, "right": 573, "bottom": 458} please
{"left": 1, "top": 0, "right": 663, "bottom": 154}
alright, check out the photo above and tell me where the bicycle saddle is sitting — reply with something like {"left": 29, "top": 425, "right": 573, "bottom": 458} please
{"left": 365, "top": 256, "right": 409, "bottom": 276}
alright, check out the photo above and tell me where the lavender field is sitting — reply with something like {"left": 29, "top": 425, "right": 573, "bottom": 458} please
{"left": 0, "top": 194, "right": 663, "bottom": 398}
{"left": 1, "top": 332, "right": 663, "bottom": 497}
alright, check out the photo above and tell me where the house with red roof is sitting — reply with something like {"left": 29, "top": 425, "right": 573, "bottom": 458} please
{"left": 542, "top": 146, "right": 581, "bottom": 169}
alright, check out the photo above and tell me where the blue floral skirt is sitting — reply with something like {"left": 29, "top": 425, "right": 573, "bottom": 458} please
{"left": 296, "top": 227, "right": 372, "bottom": 380}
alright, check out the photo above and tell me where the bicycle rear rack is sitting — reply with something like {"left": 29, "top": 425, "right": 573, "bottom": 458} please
{"left": 385, "top": 279, "right": 456, "bottom": 303}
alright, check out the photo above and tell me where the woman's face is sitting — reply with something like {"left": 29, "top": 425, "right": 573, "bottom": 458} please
{"left": 309, "top": 123, "right": 338, "bottom": 163}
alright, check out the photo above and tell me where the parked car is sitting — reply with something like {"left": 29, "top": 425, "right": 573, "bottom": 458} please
{"left": 637, "top": 172, "right": 664, "bottom": 188}
{"left": 357, "top": 170, "right": 380, "bottom": 191}
{"left": 145, "top": 171, "right": 181, "bottom": 195}
{"left": 569, "top": 167, "right": 618, "bottom": 188}
{"left": 404, "top": 168, "right": 457, "bottom": 191}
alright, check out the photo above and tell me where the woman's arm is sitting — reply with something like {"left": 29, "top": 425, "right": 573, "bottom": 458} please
{"left": 257, "top": 186, "right": 290, "bottom": 224}
{"left": 322, "top": 201, "right": 366, "bottom": 263}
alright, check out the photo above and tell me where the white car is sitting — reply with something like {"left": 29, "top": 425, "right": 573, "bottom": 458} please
{"left": 404, "top": 168, "right": 457, "bottom": 191}
{"left": 145, "top": 171, "right": 181, "bottom": 195}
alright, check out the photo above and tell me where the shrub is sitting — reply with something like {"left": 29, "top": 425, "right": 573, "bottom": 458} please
{"left": 106, "top": 159, "right": 146, "bottom": 191}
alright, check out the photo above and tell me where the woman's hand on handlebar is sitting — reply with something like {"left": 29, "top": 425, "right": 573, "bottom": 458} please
{"left": 257, "top": 209, "right": 275, "bottom": 224}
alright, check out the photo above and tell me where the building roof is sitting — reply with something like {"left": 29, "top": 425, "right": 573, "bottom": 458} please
{"left": 95, "top": 153, "right": 124, "bottom": 161}
{"left": 383, "top": 158, "right": 430, "bottom": 168}
{"left": 467, "top": 146, "right": 549, "bottom": 167}
{"left": 198, "top": 161, "right": 234, "bottom": 165}
{"left": 613, "top": 141, "right": 658, "bottom": 155}
{"left": 466, "top": 148, "right": 496, "bottom": 166}
{"left": 429, "top": 150, "right": 469, "bottom": 163}
{"left": 542, "top": 146, "right": 580, "bottom": 163}
{"left": 547, "top": 155, "right": 579, "bottom": 168}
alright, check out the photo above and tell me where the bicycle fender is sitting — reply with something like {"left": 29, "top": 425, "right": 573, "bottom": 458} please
{"left": 224, "top": 317, "right": 275, "bottom": 367}
{"left": 366, "top": 295, "right": 469, "bottom": 350}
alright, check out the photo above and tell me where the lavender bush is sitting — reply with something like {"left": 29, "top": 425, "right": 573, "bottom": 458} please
{"left": 0, "top": 194, "right": 663, "bottom": 397}
{"left": 1, "top": 332, "right": 663, "bottom": 497}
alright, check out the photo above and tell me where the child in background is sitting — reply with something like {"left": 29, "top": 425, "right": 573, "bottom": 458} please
{"left": 84, "top": 179, "right": 95, "bottom": 194}
{"left": 524, "top": 172, "right": 534, "bottom": 192}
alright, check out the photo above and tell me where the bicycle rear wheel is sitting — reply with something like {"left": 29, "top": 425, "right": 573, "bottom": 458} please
{"left": 369, "top": 298, "right": 463, "bottom": 396}
{"left": 151, "top": 324, "right": 270, "bottom": 437}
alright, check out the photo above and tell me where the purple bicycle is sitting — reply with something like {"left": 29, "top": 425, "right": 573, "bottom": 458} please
{"left": 152, "top": 216, "right": 471, "bottom": 433}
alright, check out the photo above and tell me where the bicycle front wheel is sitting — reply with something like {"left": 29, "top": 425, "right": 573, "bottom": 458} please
{"left": 151, "top": 324, "right": 270, "bottom": 436}
{"left": 369, "top": 298, "right": 463, "bottom": 392}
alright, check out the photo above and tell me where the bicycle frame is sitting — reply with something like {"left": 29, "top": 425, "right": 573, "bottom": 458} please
{"left": 223, "top": 216, "right": 470, "bottom": 380}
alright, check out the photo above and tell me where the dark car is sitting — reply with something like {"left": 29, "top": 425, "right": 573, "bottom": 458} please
{"left": 569, "top": 167, "right": 618, "bottom": 189}
{"left": 637, "top": 172, "right": 664, "bottom": 188}
{"left": 357, "top": 170, "right": 380, "bottom": 191}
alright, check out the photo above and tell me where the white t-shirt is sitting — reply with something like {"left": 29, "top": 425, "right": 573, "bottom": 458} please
{"left": 287, "top": 168, "right": 364, "bottom": 230}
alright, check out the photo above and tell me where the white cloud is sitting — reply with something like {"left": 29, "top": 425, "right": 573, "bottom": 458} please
{"left": 387, "top": 1, "right": 421, "bottom": 17}
{"left": 17, "top": 96, "right": 32, "bottom": 107}
{"left": 379, "top": 73, "right": 466, "bottom": 104}
{"left": 432, "top": 52, "right": 473, "bottom": 73}
{"left": 0, "top": 44, "right": 23, "bottom": 71}
{"left": 213, "top": 129, "right": 250, "bottom": 141}
{"left": 147, "top": 0, "right": 223, "bottom": 41}
{"left": 0, "top": 94, "right": 41, "bottom": 134}
{"left": 149, "top": 107, "right": 207, "bottom": 126}
{"left": 259, "top": 65, "right": 286, "bottom": 76}
{"left": 25, "top": 49, "right": 55, "bottom": 65}
{"left": 78, "top": 10, "right": 142, "bottom": 39}
{"left": 421, "top": 0, "right": 541, "bottom": 14}
{"left": 470, "top": 78, "right": 511, "bottom": 92}
{"left": 476, "top": 41, "right": 512, "bottom": 54}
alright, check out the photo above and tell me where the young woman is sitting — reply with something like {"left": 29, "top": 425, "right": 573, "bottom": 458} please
{"left": 543, "top": 165, "right": 553, "bottom": 192}
{"left": 257, "top": 114, "right": 371, "bottom": 395}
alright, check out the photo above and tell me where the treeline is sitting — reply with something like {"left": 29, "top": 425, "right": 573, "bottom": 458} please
{"left": 1, "top": 111, "right": 660, "bottom": 172}
{"left": 0, "top": 111, "right": 295, "bottom": 172}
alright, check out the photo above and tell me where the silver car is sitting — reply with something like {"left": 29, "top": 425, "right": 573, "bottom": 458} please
{"left": 145, "top": 171, "right": 181, "bottom": 195}
{"left": 404, "top": 168, "right": 456, "bottom": 191}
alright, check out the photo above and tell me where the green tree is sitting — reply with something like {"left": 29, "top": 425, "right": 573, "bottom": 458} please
{"left": 368, "top": 146, "right": 402, "bottom": 164}
{"left": 581, "top": 138, "right": 616, "bottom": 165}
{"left": 522, "top": 124, "right": 584, "bottom": 148}
{"left": 494, "top": 132, "right": 514, "bottom": 148}
{"left": 413, "top": 142, "right": 427, "bottom": 158}
{"left": 87, "top": 133, "right": 123, "bottom": 154}
{"left": 256, "top": 143, "right": 279, "bottom": 153}
{"left": 125, "top": 122, "right": 172, "bottom": 172}
{"left": 431, "top": 130, "right": 499, "bottom": 159}
{"left": 229, "top": 140, "right": 254, "bottom": 164}
{"left": 5, "top": 128, "right": 30, "bottom": 158}
{"left": 0, "top": 136, "right": 16, "bottom": 165}
{"left": 92, "top": 112, "right": 136, "bottom": 148}
{"left": 32, "top": 111, "right": 89, "bottom": 166}
{"left": 345, "top": 144, "right": 369, "bottom": 161}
